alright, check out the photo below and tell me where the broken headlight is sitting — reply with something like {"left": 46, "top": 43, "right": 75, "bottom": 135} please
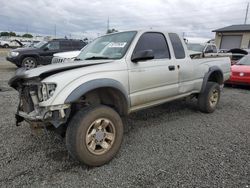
{"left": 38, "top": 83, "right": 57, "bottom": 102}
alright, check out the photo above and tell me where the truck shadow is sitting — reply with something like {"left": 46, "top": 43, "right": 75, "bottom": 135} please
{"left": 124, "top": 98, "right": 199, "bottom": 134}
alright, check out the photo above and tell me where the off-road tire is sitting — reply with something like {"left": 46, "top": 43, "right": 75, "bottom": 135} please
{"left": 66, "top": 105, "right": 124, "bottom": 166}
{"left": 22, "top": 57, "right": 37, "bottom": 69}
{"left": 198, "top": 82, "right": 221, "bottom": 113}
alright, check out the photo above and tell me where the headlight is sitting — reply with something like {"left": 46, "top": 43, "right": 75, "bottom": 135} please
{"left": 10, "top": 52, "right": 19, "bottom": 57}
{"left": 38, "top": 83, "right": 57, "bottom": 101}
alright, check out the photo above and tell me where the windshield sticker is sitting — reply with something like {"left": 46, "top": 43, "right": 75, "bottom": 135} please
{"left": 108, "top": 42, "right": 127, "bottom": 48}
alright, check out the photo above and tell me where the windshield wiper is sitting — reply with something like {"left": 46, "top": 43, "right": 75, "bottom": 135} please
{"left": 84, "top": 56, "right": 110, "bottom": 60}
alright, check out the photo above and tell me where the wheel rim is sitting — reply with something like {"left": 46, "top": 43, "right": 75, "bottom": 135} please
{"left": 85, "top": 118, "right": 116, "bottom": 155}
{"left": 209, "top": 89, "right": 219, "bottom": 108}
{"left": 23, "top": 59, "right": 35, "bottom": 69}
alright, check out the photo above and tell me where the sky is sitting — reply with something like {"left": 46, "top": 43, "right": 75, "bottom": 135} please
{"left": 0, "top": 0, "right": 249, "bottom": 40}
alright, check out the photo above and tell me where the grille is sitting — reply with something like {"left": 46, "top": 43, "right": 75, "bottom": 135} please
{"left": 52, "top": 57, "right": 68, "bottom": 64}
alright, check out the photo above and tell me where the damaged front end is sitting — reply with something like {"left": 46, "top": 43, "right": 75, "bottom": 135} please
{"left": 9, "top": 72, "right": 70, "bottom": 128}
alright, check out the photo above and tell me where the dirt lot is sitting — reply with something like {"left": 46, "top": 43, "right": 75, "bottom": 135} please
{"left": 0, "top": 49, "right": 249, "bottom": 187}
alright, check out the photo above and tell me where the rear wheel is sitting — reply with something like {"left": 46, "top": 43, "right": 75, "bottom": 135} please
{"left": 22, "top": 57, "right": 37, "bottom": 69}
{"left": 66, "top": 105, "right": 124, "bottom": 166}
{"left": 198, "top": 82, "right": 221, "bottom": 113}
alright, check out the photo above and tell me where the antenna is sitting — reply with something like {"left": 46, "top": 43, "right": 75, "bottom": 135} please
{"left": 54, "top": 24, "right": 57, "bottom": 39}
{"left": 107, "top": 17, "right": 110, "bottom": 32}
{"left": 244, "top": 2, "right": 249, "bottom": 24}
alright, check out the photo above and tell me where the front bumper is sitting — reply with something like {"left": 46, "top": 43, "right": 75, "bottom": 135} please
{"left": 16, "top": 104, "right": 71, "bottom": 127}
{"left": 15, "top": 84, "right": 71, "bottom": 127}
{"left": 6, "top": 56, "right": 20, "bottom": 66}
{"left": 226, "top": 76, "right": 250, "bottom": 85}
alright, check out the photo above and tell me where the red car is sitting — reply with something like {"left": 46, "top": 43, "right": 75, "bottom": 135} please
{"left": 227, "top": 54, "right": 250, "bottom": 85}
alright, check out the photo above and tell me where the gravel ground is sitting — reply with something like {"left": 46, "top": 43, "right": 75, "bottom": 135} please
{"left": 0, "top": 53, "right": 249, "bottom": 187}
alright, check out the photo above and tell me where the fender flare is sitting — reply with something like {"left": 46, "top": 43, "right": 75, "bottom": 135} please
{"left": 20, "top": 54, "right": 40, "bottom": 63}
{"left": 200, "top": 66, "right": 224, "bottom": 93}
{"left": 65, "top": 78, "right": 130, "bottom": 108}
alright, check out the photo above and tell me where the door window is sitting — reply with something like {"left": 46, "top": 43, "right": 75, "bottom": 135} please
{"left": 133, "top": 32, "right": 170, "bottom": 59}
{"left": 46, "top": 41, "right": 60, "bottom": 50}
{"left": 211, "top": 45, "right": 217, "bottom": 53}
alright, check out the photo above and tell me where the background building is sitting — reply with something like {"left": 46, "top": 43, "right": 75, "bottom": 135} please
{"left": 213, "top": 24, "right": 250, "bottom": 49}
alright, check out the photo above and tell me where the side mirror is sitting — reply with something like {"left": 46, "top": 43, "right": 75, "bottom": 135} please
{"left": 43, "top": 47, "right": 49, "bottom": 51}
{"left": 131, "top": 50, "right": 154, "bottom": 62}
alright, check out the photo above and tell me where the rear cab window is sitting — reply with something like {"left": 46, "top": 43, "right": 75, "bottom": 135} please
{"left": 169, "top": 33, "right": 186, "bottom": 59}
{"left": 133, "top": 32, "right": 171, "bottom": 59}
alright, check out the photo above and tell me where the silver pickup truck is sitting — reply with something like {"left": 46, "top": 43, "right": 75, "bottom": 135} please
{"left": 9, "top": 30, "right": 231, "bottom": 166}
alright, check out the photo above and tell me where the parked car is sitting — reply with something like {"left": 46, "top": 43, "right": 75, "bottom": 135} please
{"left": 227, "top": 48, "right": 248, "bottom": 65}
{"left": 187, "top": 43, "right": 231, "bottom": 59}
{"left": 0, "top": 39, "right": 23, "bottom": 48}
{"left": 226, "top": 54, "right": 250, "bottom": 85}
{"left": 9, "top": 30, "right": 231, "bottom": 166}
{"left": 51, "top": 50, "right": 81, "bottom": 64}
{"left": 6, "top": 39, "right": 87, "bottom": 69}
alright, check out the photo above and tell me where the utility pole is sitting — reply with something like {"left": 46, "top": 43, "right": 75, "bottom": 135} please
{"left": 244, "top": 2, "right": 249, "bottom": 24}
{"left": 54, "top": 24, "right": 57, "bottom": 39}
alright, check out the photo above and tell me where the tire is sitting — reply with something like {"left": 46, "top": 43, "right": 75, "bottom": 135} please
{"left": 3, "top": 44, "right": 9, "bottom": 48}
{"left": 66, "top": 105, "right": 124, "bottom": 166}
{"left": 22, "top": 57, "right": 37, "bottom": 69}
{"left": 198, "top": 82, "right": 221, "bottom": 113}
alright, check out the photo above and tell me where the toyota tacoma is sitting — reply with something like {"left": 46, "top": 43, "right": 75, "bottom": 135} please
{"left": 9, "top": 30, "right": 231, "bottom": 166}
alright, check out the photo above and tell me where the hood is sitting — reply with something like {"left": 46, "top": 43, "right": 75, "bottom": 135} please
{"left": 11, "top": 47, "right": 36, "bottom": 52}
{"left": 231, "top": 64, "right": 250, "bottom": 73}
{"left": 53, "top": 50, "right": 81, "bottom": 58}
{"left": 8, "top": 59, "right": 112, "bottom": 88}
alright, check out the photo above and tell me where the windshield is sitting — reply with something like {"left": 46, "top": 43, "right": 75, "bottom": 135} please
{"left": 187, "top": 43, "right": 205, "bottom": 52}
{"left": 34, "top": 41, "right": 47, "bottom": 48}
{"left": 237, "top": 55, "right": 250, "bottom": 65}
{"left": 76, "top": 31, "right": 137, "bottom": 60}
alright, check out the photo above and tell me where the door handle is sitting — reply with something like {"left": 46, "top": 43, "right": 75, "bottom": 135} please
{"left": 168, "top": 65, "right": 175, "bottom": 71}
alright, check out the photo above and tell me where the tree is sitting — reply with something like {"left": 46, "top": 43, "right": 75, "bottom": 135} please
{"left": 9, "top": 32, "right": 16, "bottom": 36}
{"left": 0, "top": 32, "right": 10, "bottom": 36}
{"left": 106, "top": 28, "right": 118, "bottom": 34}
{"left": 22, "top": 33, "right": 33, "bottom": 38}
{"left": 0, "top": 31, "right": 17, "bottom": 36}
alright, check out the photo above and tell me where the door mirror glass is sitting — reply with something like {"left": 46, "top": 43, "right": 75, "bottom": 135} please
{"left": 131, "top": 49, "right": 154, "bottom": 62}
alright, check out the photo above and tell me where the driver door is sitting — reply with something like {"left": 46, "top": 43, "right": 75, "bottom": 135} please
{"left": 39, "top": 41, "right": 60, "bottom": 64}
{"left": 128, "top": 32, "right": 179, "bottom": 108}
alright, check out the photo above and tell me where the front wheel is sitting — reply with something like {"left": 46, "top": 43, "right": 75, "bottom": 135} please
{"left": 66, "top": 105, "right": 124, "bottom": 166}
{"left": 198, "top": 82, "right": 221, "bottom": 113}
{"left": 22, "top": 57, "right": 37, "bottom": 69}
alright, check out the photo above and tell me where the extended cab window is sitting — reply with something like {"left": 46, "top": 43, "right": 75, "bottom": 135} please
{"left": 133, "top": 32, "right": 170, "bottom": 59}
{"left": 169, "top": 33, "right": 185, "bottom": 59}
